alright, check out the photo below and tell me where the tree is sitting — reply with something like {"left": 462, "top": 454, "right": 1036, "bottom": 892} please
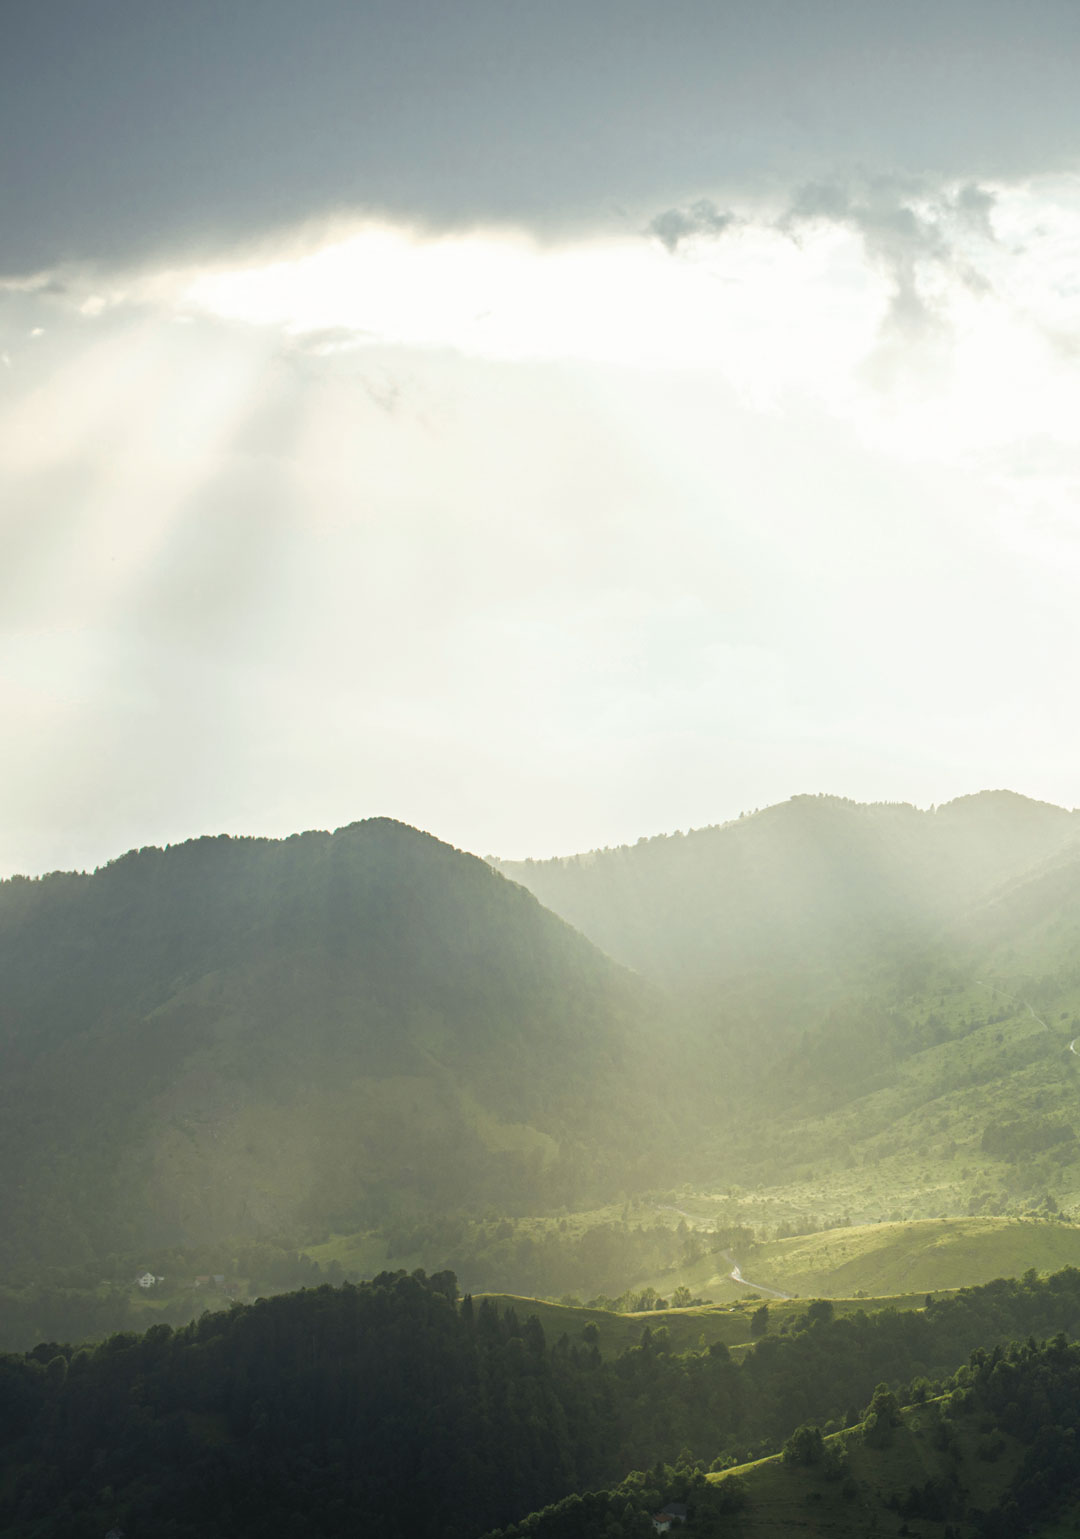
{"left": 783, "top": 1423, "right": 825, "bottom": 1465}
{"left": 862, "top": 1383, "right": 902, "bottom": 1448}
{"left": 750, "top": 1304, "right": 770, "bottom": 1337}
{"left": 805, "top": 1298, "right": 833, "bottom": 1327}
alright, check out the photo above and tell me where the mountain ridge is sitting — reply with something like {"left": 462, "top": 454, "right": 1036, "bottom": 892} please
{"left": 9, "top": 790, "right": 1080, "bottom": 1294}
{"left": 494, "top": 790, "right": 1080, "bottom": 983}
{"left": 0, "top": 818, "right": 671, "bottom": 1272}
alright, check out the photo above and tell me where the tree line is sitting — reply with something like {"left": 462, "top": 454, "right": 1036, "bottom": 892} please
{"left": 3, "top": 1264, "right": 1080, "bottom": 1535}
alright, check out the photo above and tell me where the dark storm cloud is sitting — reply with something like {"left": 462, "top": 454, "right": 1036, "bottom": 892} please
{"left": 4, "top": 0, "right": 1080, "bottom": 275}
{"left": 648, "top": 200, "right": 737, "bottom": 252}
{"left": 780, "top": 178, "right": 998, "bottom": 333}
{"left": 952, "top": 184, "right": 997, "bottom": 241}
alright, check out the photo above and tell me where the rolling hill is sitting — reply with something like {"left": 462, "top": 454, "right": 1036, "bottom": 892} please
{"left": 741, "top": 1215, "right": 1080, "bottom": 1298}
{"left": 705, "top": 1398, "right": 1023, "bottom": 1539}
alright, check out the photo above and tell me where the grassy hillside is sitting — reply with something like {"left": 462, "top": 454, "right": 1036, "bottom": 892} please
{"left": 483, "top": 1300, "right": 1080, "bottom": 1539}
{"left": 476, "top": 1290, "right": 937, "bottom": 1358}
{"left": 0, "top": 819, "right": 670, "bottom": 1273}
{"left": 735, "top": 986, "right": 1080, "bottom": 1220}
{"left": 607, "top": 1213, "right": 1080, "bottom": 1307}
{"left": 709, "top": 1398, "right": 1022, "bottom": 1538}
{"left": 745, "top": 1216, "right": 1080, "bottom": 1297}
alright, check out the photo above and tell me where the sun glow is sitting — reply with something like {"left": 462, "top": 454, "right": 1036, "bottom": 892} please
{"left": 182, "top": 219, "right": 886, "bottom": 391}
{"left": 0, "top": 321, "right": 271, "bottom": 631}
{"left": 173, "top": 182, "right": 1080, "bottom": 475}
{"left": 4, "top": 177, "right": 1080, "bottom": 873}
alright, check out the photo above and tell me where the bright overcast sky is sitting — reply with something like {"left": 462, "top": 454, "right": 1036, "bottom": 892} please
{"left": 3, "top": 1, "right": 1080, "bottom": 875}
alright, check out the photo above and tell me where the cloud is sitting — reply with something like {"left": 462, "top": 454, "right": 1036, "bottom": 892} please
{"left": 953, "top": 182, "right": 997, "bottom": 239}
{"left": 642, "top": 174, "right": 1001, "bottom": 341}
{"left": 281, "top": 325, "right": 374, "bottom": 358}
{"left": 6, "top": 3, "right": 1080, "bottom": 276}
{"left": 779, "top": 177, "right": 998, "bottom": 335}
{"left": 648, "top": 199, "right": 737, "bottom": 252}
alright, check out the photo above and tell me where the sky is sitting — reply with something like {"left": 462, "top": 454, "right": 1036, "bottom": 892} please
{"left": 3, "top": 1, "right": 1080, "bottom": 875}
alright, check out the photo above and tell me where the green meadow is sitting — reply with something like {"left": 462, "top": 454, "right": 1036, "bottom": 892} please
{"left": 709, "top": 1400, "right": 1024, "bottom": 1539}
{"left": 744, "top": 1214, "right": 1080, "bottom": 1297}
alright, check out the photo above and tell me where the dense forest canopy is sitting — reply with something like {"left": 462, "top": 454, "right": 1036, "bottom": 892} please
{"left": 6, "top": 1264, "right": 1080, "bottom": 1538}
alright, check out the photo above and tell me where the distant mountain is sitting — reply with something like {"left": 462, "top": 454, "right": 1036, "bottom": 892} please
{"left": 0, "top": 820, "right": 668, "bottom": 1273}
{"left": 497, "top": 793, "right": 1080, "bottom": 1184}
{"left": 957, "top": 834, "right": 1080, "bottom": 978}
{"left": 495, "top": 792, "right": 1080, "bottom": 991}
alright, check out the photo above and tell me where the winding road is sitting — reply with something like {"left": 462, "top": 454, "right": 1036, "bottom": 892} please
{"left": 646, "top": 984, "right": 1076, "bottom": 1311}
{"left": 654, "top": 1209, "right": 795, "bottom": 1300}
{"left": 1024, "top": 1001, "right": 1052, "bottom": 1031}
{"left": 977, "top": 979, "right": 1053, "bottom": 1033}
{"left": 727, "top": 1260, "right": 792, "bottom": 1301}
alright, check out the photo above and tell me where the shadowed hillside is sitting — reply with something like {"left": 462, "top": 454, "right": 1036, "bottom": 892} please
{"left": 0, "top": 820, "right": 668, "bottom": 1273}
{"left": 8, "top": 1265, "right": 1080, "bottom": 1539}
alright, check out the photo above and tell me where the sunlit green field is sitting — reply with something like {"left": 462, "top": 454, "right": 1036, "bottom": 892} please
{"left": 475, "top": 1289, "right": 937, "bottom": 1359}
{"left": 745, "top": 1214, "right": 1080, "bottom": 1296}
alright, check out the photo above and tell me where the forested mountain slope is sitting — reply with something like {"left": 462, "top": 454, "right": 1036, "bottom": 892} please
{"left": 497, "top": 793, "right": 1080, "bottom": 1123}
{"left": 960, "top": 836, "right": 1080, "bottom": 984}
{"left": 0, "top": 820, "right": 668, "bottom": 1274}
{"left": 497, "top": 792, "right": 1079, "bottom": 990}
